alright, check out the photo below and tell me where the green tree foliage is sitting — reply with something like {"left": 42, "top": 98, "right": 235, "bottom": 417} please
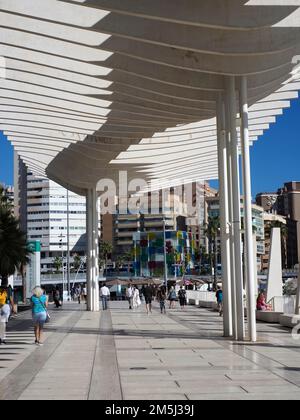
{"left": 72, "top": 253, "right": 82, "bottom": 272}
{"left": 0, "top": 205, "right": 30, "bottom": 286}
{"left": 53, "top": 256, "right": 63, "bottom": 273}
{"left": 204, "top": 216, "right": 220, "bottom": 291}
{"left": 99, "top": 241, "right": 113, "bottom": 275}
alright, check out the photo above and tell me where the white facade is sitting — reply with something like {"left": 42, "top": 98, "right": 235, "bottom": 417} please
{"left": 26, "top": 173, "right": 86, "bottom": 273}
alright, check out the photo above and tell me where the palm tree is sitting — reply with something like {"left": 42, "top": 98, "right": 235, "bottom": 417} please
{"left": 116, "top": 255, "right": 125, "bottom": 276}
{"left": 204, "top": 216, "right": 220, "bottom": 291}
{"left": 73, "top": 253, "right": 82, "bottom": 272}
{"left": 0, "top": 206, "right": 30, "bottom": 286}
{"left": 53, "top": 256, "right": 63, "bottom": 274}
{"left": 0, "top": 184, "right": 12, "bottom": 210}
{"left": 124, "top": 251, "right": 133, "bottom": 275}
{"left": 196, "top": 245, "right": 207, "bottom": 274}
{"left": 99, "top": 241, "right": 113, "bottom": 276}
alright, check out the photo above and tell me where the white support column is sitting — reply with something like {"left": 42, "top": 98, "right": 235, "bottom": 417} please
{"left": 227, "top": 76, "right": 245, "bottom": 341}
{"left": 225, "top": 88, "right": 238, "bottom": 341}
{"left": 217, "top": 94, "right": 233, "bottom": 337}
{"left": 86, "top": 187, "right": 100, "bottom": 312}
{"left": 240, "top": 76, "right": 257, "bottom": 342}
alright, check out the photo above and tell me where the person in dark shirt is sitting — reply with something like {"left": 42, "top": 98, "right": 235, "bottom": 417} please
{"left": 156, "top": 287, "right": 166, "bottom": 314}
{"left": 144, "top": 284, "right": 153, "bottom": 315}
{"left": 178, "top": 287, "right": 187, "bottom": 311}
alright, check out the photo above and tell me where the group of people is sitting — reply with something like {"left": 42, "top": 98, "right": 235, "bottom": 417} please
{"left": 73, "top": 285, "right": 87, "bottom": 304}
{"left": 125, "top": 284, "right": 188, "bottom": 315}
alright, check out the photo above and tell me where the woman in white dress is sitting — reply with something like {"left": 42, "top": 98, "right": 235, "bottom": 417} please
{"left": 132, "top": 287, "right": 141, "bottom": 309}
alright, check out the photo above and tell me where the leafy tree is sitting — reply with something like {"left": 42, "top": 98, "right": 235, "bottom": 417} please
{"left": 0, "top": 206, "right": 30, "bottom": 286}
{"left": 204, "top": 216, "right": 220, "bottom": 291}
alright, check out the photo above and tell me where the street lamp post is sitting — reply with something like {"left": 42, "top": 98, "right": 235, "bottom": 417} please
{"left": 59, "top": 234, "right": 65, "bottom": 297}
{"left": 66, "top": 189, "right": 71, "bottom": 300}
{"left": 163, "top": 216, "right": 168, "bottom": 291}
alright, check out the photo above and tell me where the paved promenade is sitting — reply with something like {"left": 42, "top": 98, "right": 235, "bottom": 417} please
{"left": 0, "top": 301, "right": 300, "bottom": 400}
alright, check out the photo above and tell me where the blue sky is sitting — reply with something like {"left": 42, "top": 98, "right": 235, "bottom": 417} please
{"left": 1, "top": 97, "right": 300, "bottom": 194}
{"left": 0, "top": 131, "right": 14, "bottom": 186}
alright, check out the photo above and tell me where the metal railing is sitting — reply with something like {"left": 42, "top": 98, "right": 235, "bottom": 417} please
{"left": 268, "top": 295, "right": 296, "bottom": 313}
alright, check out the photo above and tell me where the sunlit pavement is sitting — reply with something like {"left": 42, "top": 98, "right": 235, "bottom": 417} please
{"left": 0, "top": 301, "right": 299, "bottom": 400}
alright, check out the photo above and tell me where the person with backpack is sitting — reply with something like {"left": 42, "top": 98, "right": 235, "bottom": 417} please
{"left": 168, "top": 286, "right": 177, "bottom": 309}
{"left": 178, "top": 286, "right": 187, "bottom": 311}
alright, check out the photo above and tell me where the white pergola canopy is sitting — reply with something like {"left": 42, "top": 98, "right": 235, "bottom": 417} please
{"left": 0, "top": 0, "right": 300, "bottom": 193}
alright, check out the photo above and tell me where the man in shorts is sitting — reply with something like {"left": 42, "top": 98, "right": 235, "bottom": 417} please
{"left": 144, "top": 284, "right": 153, "bottom": 315}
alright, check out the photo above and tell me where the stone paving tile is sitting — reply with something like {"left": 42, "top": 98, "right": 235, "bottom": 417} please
{"left": 0, "top": 301, "right": 300, "bottom": 400}
{"left": 188, "top": 392, "right": 300, "bottom": 400}
{"left": 119, "top": 369, "right": 171, "bottom": 377}
{"left": 241, "top": 383, "right": 300, "bottom": 394}
{"left": 124, "top": 394, "right": 188, "bottom": 401}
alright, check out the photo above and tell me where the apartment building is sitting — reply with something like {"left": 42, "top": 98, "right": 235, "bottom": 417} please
{"left": 256, "top": 181, "right": 300, "bottom": 268}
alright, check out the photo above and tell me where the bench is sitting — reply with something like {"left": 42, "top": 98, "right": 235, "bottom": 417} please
{"left": 256, "top": 311, "right": 283, "bottom": 324}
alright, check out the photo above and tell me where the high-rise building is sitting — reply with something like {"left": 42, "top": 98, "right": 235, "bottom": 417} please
{"left": 26, "top": 174, "right": 87, "bottom": 273}
{"left": 14, "top": 152, "right": 28, "bottom": 233}
{"left": 186, "top": 182, "right": 218, "bottom": 251}
{"left": 14, "top": 154, "right": 87, "bottom": 274}
{"left": 256, "top": 181, "right": 300, "bottom": 268}
{"left": 204, "top": 195, "right": 265, "bottom": 271}
{"left": 101, "top": 189, "right": 188, "bottom": 258}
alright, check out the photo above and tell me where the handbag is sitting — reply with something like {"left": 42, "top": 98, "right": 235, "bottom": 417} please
{"left": 38, "top": 297, "right": 50, "bottom": 323}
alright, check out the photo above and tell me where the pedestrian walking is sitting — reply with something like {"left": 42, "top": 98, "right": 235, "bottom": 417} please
{"left": 156, "top": 287, "right": 166, "bottom": 314}
{"left": 126, "top": 284, "right": 134, "bottom": 309}
{"left": 132, "top": 286, "right": 141, "bottom": 309}
{"left": 53, "top": 286, "right": 61, "bottom": 308}
{"left": 140, "top": 285, "right": 146, "bottom": 303}
{"left": 76, "top": 285, "right": 82, "bottom": 304}
{"left": 31, "top": 287, "right": 49, "bottom": 346}
{"left": 144, "top": 284, "right": 153, "bottom": 315}
{"left": 0, "top": 303, "right": 10, "bottom": 345}
{"left": 82, "top": 285, "right": 87, "bottom": 303}
{"left": 168, "top": 286, "right": 177, "bottom": 309}
{"left": 178, "top": 286, "right": 187, "bottom": 311}
{"left": 0, "top": 283, "right": 14, "bottom": 311}
{"left": 100, "top": 283, "right": 110, "bottom": 311}
{"left": 216, "top": 286, "right": 223, "bottom": 316}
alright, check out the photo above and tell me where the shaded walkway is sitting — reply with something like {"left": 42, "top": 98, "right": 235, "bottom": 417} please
{"left": 0, "top": 302, "right": 299, "bottom": 400}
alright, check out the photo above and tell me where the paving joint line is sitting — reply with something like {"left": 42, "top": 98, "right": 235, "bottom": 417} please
{"left": 167, "top": 306, "right": 300, "bottom": 389}
{"left": 0, "top": 309, "right": 83, "bottom": 400}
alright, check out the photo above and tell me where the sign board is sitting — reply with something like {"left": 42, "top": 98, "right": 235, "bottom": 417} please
{"left": 26, "top": 241, "right": 41, "bottom": 298}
